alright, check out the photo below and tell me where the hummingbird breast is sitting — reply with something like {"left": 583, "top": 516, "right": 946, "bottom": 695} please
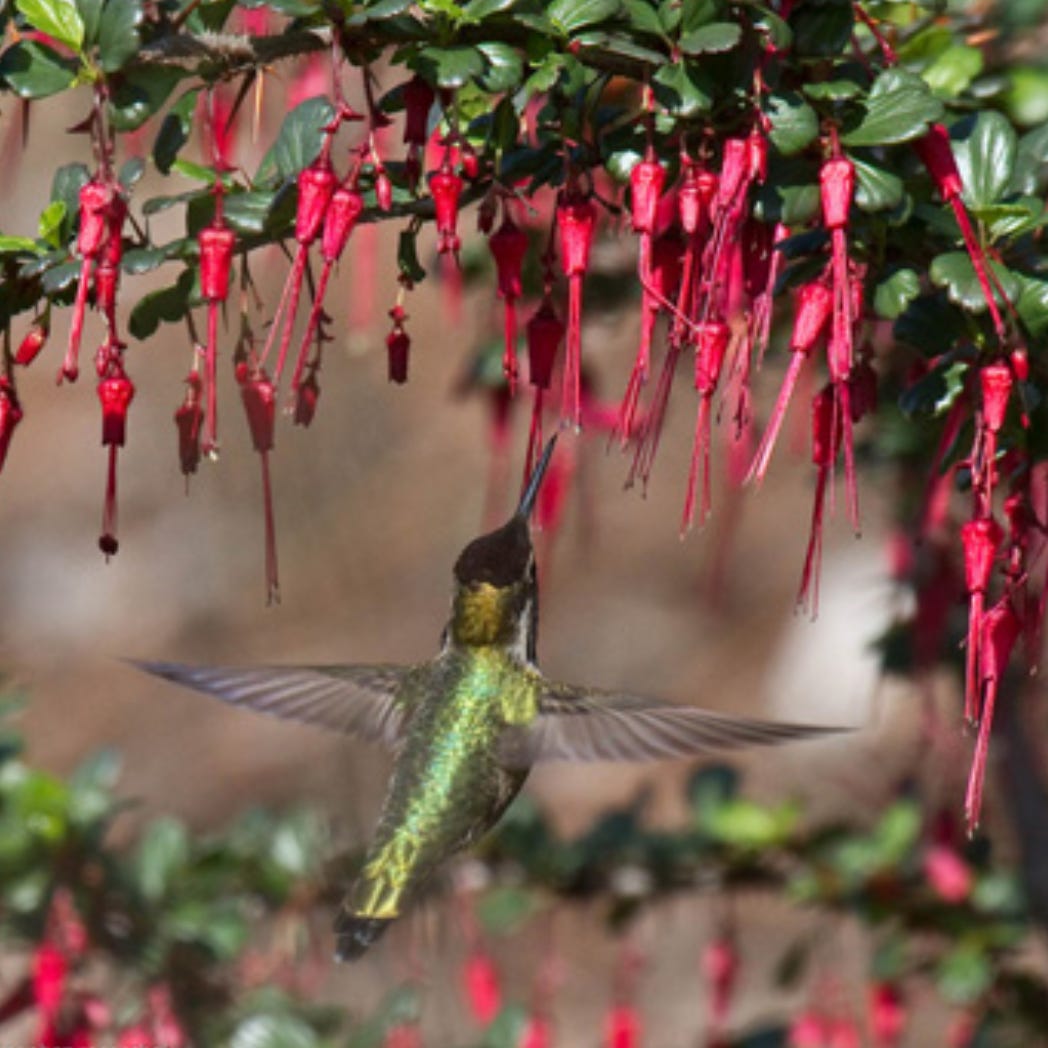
{"left": 348, "top": 650, "right": 536, "bottom": 922}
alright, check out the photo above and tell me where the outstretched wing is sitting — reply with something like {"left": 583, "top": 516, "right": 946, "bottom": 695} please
{"left": 502, "top": 680, "right": 845, "bottom": 766}
{"left": 134, "top": 661, "right": 415, "bottom": 748}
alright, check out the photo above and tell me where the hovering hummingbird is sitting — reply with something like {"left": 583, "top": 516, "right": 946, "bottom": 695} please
{"left": 138, "top": 437, "right": 840, "bottom": 961}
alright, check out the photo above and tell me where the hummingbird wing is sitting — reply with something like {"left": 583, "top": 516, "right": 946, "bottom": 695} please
{"left": 503, "top": 681, "right": 844, "bottom": 765}
{"left": 134, "top": 661, "right": 413, "bottom": 748}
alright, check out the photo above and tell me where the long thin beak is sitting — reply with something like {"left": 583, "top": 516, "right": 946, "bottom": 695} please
{"left": 517, "top": 436, "right": 558, "bottom": 519}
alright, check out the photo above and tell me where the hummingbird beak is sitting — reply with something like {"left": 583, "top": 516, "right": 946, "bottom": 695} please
{"left": 517, "top": 436, "right": 558, "bottom": 519}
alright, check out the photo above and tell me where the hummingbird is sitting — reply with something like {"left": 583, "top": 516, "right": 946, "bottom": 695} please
{"left": 137, "top": 437, "right": 840, "bottom": 962}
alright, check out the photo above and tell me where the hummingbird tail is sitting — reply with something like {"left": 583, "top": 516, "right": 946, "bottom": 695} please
{"left": 333, "top": 908, "right": 393, "bottom": 962}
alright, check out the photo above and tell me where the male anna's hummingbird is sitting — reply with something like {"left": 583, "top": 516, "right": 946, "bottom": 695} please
{"left": 138, "top": 438, "right": 839, "bottom": 961}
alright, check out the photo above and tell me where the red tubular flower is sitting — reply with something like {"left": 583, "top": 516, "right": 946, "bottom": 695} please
{"left": 748, "top": 280, "right": 832, "bottom": 484}
{"left": 63, "top": 179, "right": 113, "bottom": 383}
{"left": 291, "top": 186, "right": 365, "bottom": 396}
{"left": 31, "top": 942, "right": 66, "bottom": 1018}
{"left": 820, "top": 152, "right": 861, "bottom": 532}
{"left": 924, "top": 842, "right": 973, "bottom": 902}
{"left": 239, "top": 366, "right": 279, "bottom": 604}
{"left": 604, "top": 1003, "right": 641, "bottom": 1048}
{"left": 384, "top": 1023, "right": 422, "bottom": 1048}
{"left": 678, "top": 160, "right": 717, "bottom": 239}
{"left": 557, "top": 189, "right": 597, "bottom": 429}
{"left": 788, "top": 1010, "right": 828, "bottom": 1048}
{"left": 616, "top": 154, "right": 667, "bottom": 442}
{"left": 199, "top": 215, "right": 236, "bottom": 455}
{"left": 524, "top": 295, "right": 565, "bottom": 479}
{"left": 0, "top": 377, "right": 24, "bottom": 475}
{"left": 961, "top": 515, "right": 1003, "bottom": 724}
{"left": 914, "top": 124, "right": 1009, "bottom": 341}
{"left": 488, "top": 215, "right": 529, "bottom": 391}
{"left": 15, "top": 320, "right": 48, "bottom": 366}
{"left": 702, "top": 934, "right": 738, "bottom": 1035}
{"left": 174, "top": 369, "right": 204, "bottom": 480}
{"left": 294, "top": 366, "right": 320, "bottom": 427}
{"left": 965, "top": 597, "right": 1021, "bottom": 832}
{"left": 375, "top": 167, "right": 393, "bottom": 212}
{"left": 463, "top": 950, "right": 501, "bottom": 1025}
{"left": 264, "top": 158, "right": 336, "bottom": 386}
{"left": 97, "top": 356, "right": 135, "bottom": 558}
{"left": 429, "top": 163, "right": 464, "bottom": 256}
{"left": 868, "top": 982, "right": 906, "bottom": 1048}
{"left": 682, "top": 319, "right": 730, "bottom": 533}
{"left": 94, "top": 195, "right": 127, "bottom": 328}
{"left": 799, "top": 384, "right": 841, "bottom": 615}
{"left": 387, "top": 306, "right": 411, "bottom": 384}
{"left": 403, "top": 76, "right": 435, "bottom": 147}
{"left": 518, "top": 1015, "right": 552, "bottom": 1048}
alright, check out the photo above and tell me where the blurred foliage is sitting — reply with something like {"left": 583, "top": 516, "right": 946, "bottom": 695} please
{"left": 0, "top": 686, "right": 1046, "bottom": 1046}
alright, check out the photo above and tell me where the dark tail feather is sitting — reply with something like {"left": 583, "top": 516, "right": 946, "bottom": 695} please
{"left": 333, "top": 909, "right": 393, "bottom": 962}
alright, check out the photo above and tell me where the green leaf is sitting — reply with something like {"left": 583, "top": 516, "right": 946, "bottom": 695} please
{"left": 929, "top": 251, "right": 1021, "bottom": 314}
{"left": 652, "top": 61, "right": 712, "bottom": 118}
{"left": 256, "top": 96, "right": 336, "bottom": 185}
{"left": 898, "top": 357, "right": 968, "bottom": 418}
{"left": 951, "top": 111, "right": 1018, "bottom": 211}
{"left": 765, "top": 91, "right": 818, "bottom": 156}
{"left": 223, "top": 190, "right": 279, "bottom": 236}
{"left": 118, "top": 157, "right": 145, "bottom": 190}
{"left": 0, "top": 235, "right": 41, "bottom": 254}
{"left": 16, "top": 0, "right": 84, "bottom": 51}
{"left": 97, "top": 0, "right": 142, "bottom": 73}
{"left": 678, "top": 21, "right": 740, "bottom": 55}
{"left": 1005, "top": 65, "right": 1048, "bottom": 128}
{"left": 414, "top": 45, "right": 485, "bottom": 89}
{"left": 791, "top": 0, "right": 853, "bottom": 58}
{"left": 109, "top": 66, "right": 185, "bottom": 132}
{"left": 463, "top": 0, "right": 517, "bottom": 18}
{"left": 621, "top": 0, "right": 664, "bottom": 38}
{"left": 1012, "top": 121, "right": 1048, "bottom": 194}
{"left": 841, "top": 68, "right": 944, "bottom": 148}
{"left": 852, "top": 156, "right": 904, "bottom": 212}
{"left": 153, "top": 88, "right": 200, "bottom": 175}
{"left": 397, "top": 228, "right": 426, "bottom": 285}
{"left": 1017, "top": 275, "right": 1048, "bottom": 338}
{"left": 938, "top": 944, "right": 993, "bottom": 1005}
{"left": 802, "top": 75, "right": 863, "bottom": 102}
{"left": 128, "top": 269, "right": 195, "bottom": 340}
{"left": 0, "top": 40, "right": 77, "bottom": 99}
{"left": 476, "top": 41, "right": 523, "bottom": 93}
{"left": 135, "top": 817, "right": 189, "bottom": 900}
{"left": 75, "top": 0, "right": 103, "bottom": 46}
{"left": 547, "top": 0, "right": 621, "bottom": 35}
{"left": 231, "top": 1014, "right": 320, "bottom": 1048}
{"left": 37, "top": 201, "right": 66, "bottom": 247}
{"left": 922, "top": 44, "right": 983, "bottom": 99}
{"left": 873, "top": 268, "right": 920, "bottom": 320}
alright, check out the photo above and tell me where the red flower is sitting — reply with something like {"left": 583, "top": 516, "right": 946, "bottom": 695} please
{"left": 463, "top": 950, "right": 501, "bottom": 1025}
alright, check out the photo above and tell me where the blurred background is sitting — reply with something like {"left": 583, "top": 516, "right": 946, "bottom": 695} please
{"left": 2, "top": 15, "right": 1047, "bottom": 1044}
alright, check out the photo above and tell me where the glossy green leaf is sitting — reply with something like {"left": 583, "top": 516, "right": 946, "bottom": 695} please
{"left": 153, "top": 88, "right": 200, "bottom": 175}
{"left": 414, "top": 45, "right": 485, "bottom": 89}
{"left": 841, "top": 68, "right": 943, "bottom": 147}
{"left": 765, "top": 91, "right": 818, "bottom": 156}
{"left": 363, "top": 0, "right": 413, "bottom": 16}
{"left": 109, "top": 66, "right": 185, "bottom": 132}
{"left": 652, "top": 61, "right": 712, "bottom": 118}
{"left": 547, "top": 0, "right": 621, "bottom": 35}
{"left": 37, "top": 201, "right": 65, "bottom": 248}
{"left": 256, "top": 96, "right": 336, "bottom": 185}
{"left": 129, "top": 269, "right": 195, "bottom": 340}
{"left": 1017, "top": 276, "right": 1048, "bottom": 338}
{"left": 0, "top": 40, "right": 77, "bottom": 99}
{"left": 791, "top": 0, "right": 853, "bottom": 58}
{"left": 930, "top": 251, "right": 1021, "bottom": 314}
{"left": 231, "top": 1014, "right": 319, "bottom": 1048}
{"left": 1005, "top": 65, "right": 1048, "bottom": 128}
{"left": 922, "top": 44, "right": 983, "bottom": 99}
{"left": 951, "top": 111, "right": 1017, "bottom": 211}
{"left": 223, "top": 190, "right": 279, "bottom": 236}
{"left": 75, "top": 0, "right": 103, "bottom": 45}
{"left": 476, "top": 41, "right": 523, "bottom": 93}
{"left": 802, "top": 74, "right": 863, "bottom": 101}
{"left": 16, "top": 0, "right": 84, "bottom": 51}
{"left": 938, "top": 944, "right": 993, "bottom": 1005}
{"left": 621, "top": 0, "right": 664, "bottom": 37}
{"left": 678, "top": 20, "right": 740, "bottom": 54}
{"left": 463, "top": 0, "right": 518, "bottom": 19}
{"left": 1012, "top": 121, "right": 1048, "bottom": 194}
{"left": 0, "top": 235, "right": 41, "bottom": 254}
{"left": 853, "top": 156, "right": 904, "bottom": 212}
{"left": 97, "top": 0, "right": 142, "bottom": 72}
{"left": 873, "top": 268, "right": 920, "bottom": 320}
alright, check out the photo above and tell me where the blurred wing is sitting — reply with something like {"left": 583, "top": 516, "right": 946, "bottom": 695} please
{"left": 505, "top": 681, "right": 845, "bottom": 765}
{"left": 134, "top": 660, "right": 414, "bottom": 748}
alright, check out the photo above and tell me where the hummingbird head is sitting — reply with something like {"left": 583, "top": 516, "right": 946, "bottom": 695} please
{"left": 447, "top": 438, "right": 557, "bottom": 657}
